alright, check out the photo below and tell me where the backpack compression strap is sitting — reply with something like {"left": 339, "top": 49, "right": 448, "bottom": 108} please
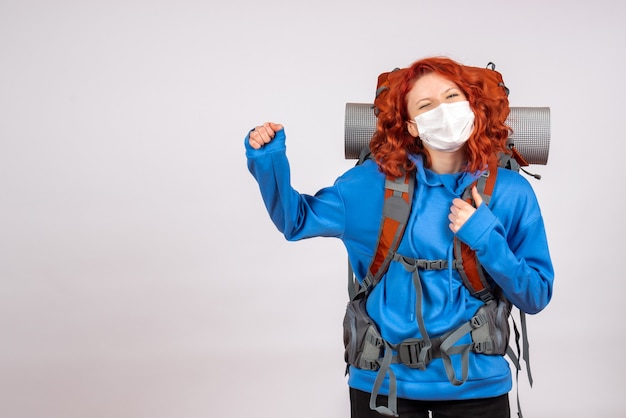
{"left": 361, "top": 170, "right": 414, "bottom": 293}
{"left": 453, "top": 159, "right": 498, "bottom": 302}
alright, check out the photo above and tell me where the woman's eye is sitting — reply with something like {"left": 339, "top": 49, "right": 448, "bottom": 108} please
{"left": 446, "top": 92, "right": 459, "bottom": 99}
{"left": 418, "top": 103, "right": 431, "bottom": 110}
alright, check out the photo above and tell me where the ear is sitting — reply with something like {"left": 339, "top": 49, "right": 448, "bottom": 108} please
{"left": 406, "top": 120, "right": 419, "bottom": 138}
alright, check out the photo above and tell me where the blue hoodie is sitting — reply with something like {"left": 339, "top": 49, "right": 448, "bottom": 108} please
{"left": 245, "top": 128, "right": 554, "bottom": 401}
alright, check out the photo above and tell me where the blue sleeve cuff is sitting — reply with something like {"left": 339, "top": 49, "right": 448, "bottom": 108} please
{"left": 456, "top": 203, "right": 498, "bottom": 251}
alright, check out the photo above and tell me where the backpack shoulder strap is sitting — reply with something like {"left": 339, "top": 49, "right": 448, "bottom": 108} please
{"left": 453, "top": 158, "right": 498, "bottom": 303}
{"left": 348, "top": 67, "right": 414, "bottom": 299}
{"left": 357, "top": 169, "right": 414, "bottom": 297}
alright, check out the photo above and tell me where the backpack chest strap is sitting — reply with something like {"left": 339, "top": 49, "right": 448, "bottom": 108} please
{"left": 392, "top": 255, "right": 463, "bottom": 271}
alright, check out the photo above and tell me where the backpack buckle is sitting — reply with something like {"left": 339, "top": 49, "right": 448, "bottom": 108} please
{"left": 425, "top": 260, "right": 446, "bottom": 270}
{"left": 398, "top": 338, "right": 431, "bottom": 369}
{"left": 471, "top": 314, "right": 486, "bottom": 328}
{"left": 473, "top": 340, "right": 494, "bottom": 354}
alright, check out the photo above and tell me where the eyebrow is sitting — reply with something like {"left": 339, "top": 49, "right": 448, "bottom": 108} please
{"left": 415, "top": 87, "right": 459, "bottom": 105}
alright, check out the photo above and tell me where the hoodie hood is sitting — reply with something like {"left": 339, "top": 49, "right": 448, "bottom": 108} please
{"left": 408, "top": 153, "right": 482, "bottom": 196}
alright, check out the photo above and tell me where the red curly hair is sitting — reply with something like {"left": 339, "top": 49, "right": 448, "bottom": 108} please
{"left": 370, "top": 57, "right": 511, "bottom": 177}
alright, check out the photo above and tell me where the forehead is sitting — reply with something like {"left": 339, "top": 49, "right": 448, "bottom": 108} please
{"left": 407, "top": 72, "right": 461, "bottom": 101}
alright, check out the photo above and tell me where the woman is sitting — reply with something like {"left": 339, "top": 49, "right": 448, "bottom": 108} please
{"left": 245, "top": 57, "right": 554, "bottom": 418}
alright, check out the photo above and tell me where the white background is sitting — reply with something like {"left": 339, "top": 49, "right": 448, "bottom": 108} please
{"left": 1, "top": 0, "right": 624, "bottom": 417}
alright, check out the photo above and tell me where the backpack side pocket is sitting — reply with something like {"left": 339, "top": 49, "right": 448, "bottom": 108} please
{"left": 343, "top": 298, "right": 383, "bottom": 371}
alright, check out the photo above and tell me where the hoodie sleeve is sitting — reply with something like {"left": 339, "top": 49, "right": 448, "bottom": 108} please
{"left": 244, "top": 128, "right": 346, "bottom": 241}
{"left": 455, "top": 175, "right": 554, "bottom": 314}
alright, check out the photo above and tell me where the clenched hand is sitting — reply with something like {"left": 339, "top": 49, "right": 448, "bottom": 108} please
{"left": 248, "top": 122, "right": 283, "bottom": 150}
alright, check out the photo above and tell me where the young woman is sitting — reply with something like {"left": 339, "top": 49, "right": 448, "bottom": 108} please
{"left": 245, "top": 57, "right": 554, "bottom": 418}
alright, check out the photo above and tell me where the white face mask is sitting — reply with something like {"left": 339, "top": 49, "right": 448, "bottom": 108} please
{"left": 414, "top": 101, "right": 475, "bottom": 152}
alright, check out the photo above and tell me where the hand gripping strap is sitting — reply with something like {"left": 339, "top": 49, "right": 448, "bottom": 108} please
{"left": 454, "top": 161, "right": 498, "bottom": 302}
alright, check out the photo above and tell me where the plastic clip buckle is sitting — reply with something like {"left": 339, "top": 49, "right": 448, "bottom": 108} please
{"left": 473, "top": 341, "right": 494, "bottom": 354}
{"left": 427, "top": 260, "right": 446, "bottom": 270}
{"left": 471, "top": 314, "right": 485, "bottom": 328}
{"left": 398, "top": 338, "right": 431, "bottom": 369}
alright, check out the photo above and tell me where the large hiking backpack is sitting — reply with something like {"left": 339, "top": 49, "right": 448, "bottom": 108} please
{"left": 342, "top": 63, "right": 550, "bottom": 418}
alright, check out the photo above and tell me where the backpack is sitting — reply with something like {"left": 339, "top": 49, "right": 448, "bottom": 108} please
{"left": 343, "top": 63, "right": 544, "bottom": 418}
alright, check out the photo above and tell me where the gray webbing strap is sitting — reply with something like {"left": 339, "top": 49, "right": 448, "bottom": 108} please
{"left": 520, "top": 312, "right": 532, "bottom": 386}
{"left": 394, "top": 254, "right": 432, "bottom": 368}
{"left": 347, "top": 262, "right": 359, "bottom": 301}
{"left": 391, "top": 255, "right": 463, "bottom": 271}
{"left": 438, "top": 311, "right": 488, "bottom": 386}
{"left": 369, "top": 342, "right": 398, "bottom": 417}
{"left": 509, "top": 342, "right": 524, "bottom": 418}
{"left": 512, "top": 311, "right": 532, "bottom": 418}
{"left": 462, "top": 169, "right": 491, "bottom": 205}
{"left": 506, "top": 345, "right": 521, "bottom": 371}
{"left": 385, "top": 176, "right": 410, "bottom": 194}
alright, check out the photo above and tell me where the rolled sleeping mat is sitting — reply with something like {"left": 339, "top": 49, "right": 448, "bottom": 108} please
{"left": 344, "top": 103, "right": 550, "bottom": 165}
